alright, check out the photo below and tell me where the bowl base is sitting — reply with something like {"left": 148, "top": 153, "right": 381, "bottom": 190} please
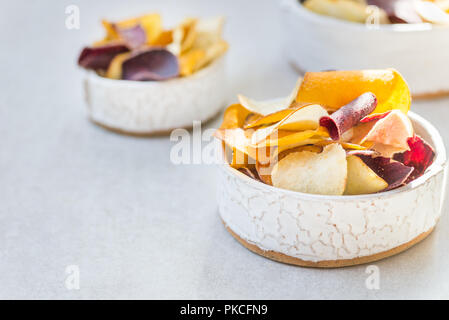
{"left": 223, "top": 221, "right": 434, "bottom": 268}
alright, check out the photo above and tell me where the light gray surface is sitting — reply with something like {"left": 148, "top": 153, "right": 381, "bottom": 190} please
{"left": 1, "top": 0, "right": 449, "bottom": 299}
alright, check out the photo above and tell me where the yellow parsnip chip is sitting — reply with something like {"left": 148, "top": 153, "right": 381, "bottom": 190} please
{"left": 271, "top": 144, "right": 347, "bottom": 195}
{"left": 244, "top": 103, "right": 311, "bottom": 129}
{"left": 177, "top": 17, "right": 228, "bottom": 76}
{"left": 106, "top": 52, "right": 131, "bottom": 79}
{"left": 168, "top": 18, "right": 198, "bottom": 56}
{"left": 344, "top": 155, "right": 388, "bottom": 195}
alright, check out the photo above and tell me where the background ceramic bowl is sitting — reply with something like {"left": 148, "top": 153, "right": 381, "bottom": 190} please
{"left": 280, "top": 0, "right": 449, "bottom": 98}
{"left": 84, "top": 56, "right": 227, "bottom": 135}
{"left": 217, "top": 111, "right": 447, "bottom": 268}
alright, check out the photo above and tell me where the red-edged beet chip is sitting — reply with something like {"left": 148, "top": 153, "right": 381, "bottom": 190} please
{"left": 360, "top": 111, "right": 391, "bottom": 123}
{"left": 393, "top": 134, "right": 435, "bottom": 182}
{"left": 319, "top": 92, "right": 377, "bottom": 140}
{"left": 358, "top": 154, "right": 414, "bottom": 191}
{"left": 116, "top": 24, "right": 146, "bottom": 49}
{"left": 121, "top": 48, "right": 179, "bottom": 81}
{"left": 78, "top": 44, "right": 129, "bottom": 71}
{"left": 367, "top": 0, "right": 422, "bottom": 24}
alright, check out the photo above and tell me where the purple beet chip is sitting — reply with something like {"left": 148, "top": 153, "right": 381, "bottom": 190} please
{"left": 116, "top": 24, "right": 147, "bottom": 49}
{"left": 367, "top": 0, "right": 422, "bottom": 24}
{"left": 393, "top": 135, "right": 435, "bottom": 183}
{"left": 78, "top": 44, "right": 129, "bottom": 71}
{"left": 358, "top": 154, "right": 414, "bottom": 191}
{"left": 320, "top": 92, "right": 378, "bottom": 140}
{"left": 122, "top": 48, "right": 179, "bottom": 81}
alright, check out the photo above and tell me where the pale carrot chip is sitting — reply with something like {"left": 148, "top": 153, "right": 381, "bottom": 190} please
{"left": 361, "top": 110, "right": 414, "bottom": 149}
{"left": 414, "top": 0, "right": 449, "bottom": 25}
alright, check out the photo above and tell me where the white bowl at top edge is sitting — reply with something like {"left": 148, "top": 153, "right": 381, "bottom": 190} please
{"left": 83, "top": 55, "right": 227, "bottom": 135}
{"left": 217, "top": 111, "right": 447, "bottom": 266}
{"left": 280, "top": 0, "right": 449, "bottom": 97}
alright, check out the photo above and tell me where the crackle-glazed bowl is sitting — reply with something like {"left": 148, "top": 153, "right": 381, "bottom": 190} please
{"left": 217, "top": 112, "right": 447, "bottom": 268}
{"left": 280, "top": 0, "right": 449, "bottom": 98}
{"left": 84, "top": 56, "right": 227, "bottom": 135}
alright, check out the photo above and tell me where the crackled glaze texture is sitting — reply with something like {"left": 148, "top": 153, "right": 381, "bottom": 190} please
{"left": 280, "top": 0, "right": 449, "bottom": 97}
{"left": 218, "top": 113, "right": 447, "bottom": 262}
{"left": 84, "top": 57, "right": 227, "bottom": 134}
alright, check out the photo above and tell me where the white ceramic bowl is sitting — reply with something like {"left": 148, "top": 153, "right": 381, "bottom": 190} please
{"left": 280, "top": 0, "right": 449, "bottom": 98}
{"left": 84, "top": 56, "right": 227, "bottom": 135}
{"left": 217, "top": 112, "right": 447, "bottom": 267}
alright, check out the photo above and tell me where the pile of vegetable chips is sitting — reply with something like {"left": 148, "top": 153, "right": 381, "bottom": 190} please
{"left": 214, "top": 69, "right": 435, "bottom": 195}
{"left": 78, "top": 14, "right": 228, "bottom": 81}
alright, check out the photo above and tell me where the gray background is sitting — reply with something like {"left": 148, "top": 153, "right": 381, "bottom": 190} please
{"left": 1, "top": 0, "right": 448, "bottom": 299}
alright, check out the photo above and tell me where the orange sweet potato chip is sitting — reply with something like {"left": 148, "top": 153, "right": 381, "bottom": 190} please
{"left": 219, "top": 104, "right": 252, "bottom": 129}
{"left": 179, "top": 49, "right": 206, "bottom": 76}
{"left": 244, "top": 102, "right": 313, "bottom": 129}
{"left": 152, "top": 30, "right": 173, "bottom": 46}
{"left": 296, "top": 69, "right": 411, "bottom": 114}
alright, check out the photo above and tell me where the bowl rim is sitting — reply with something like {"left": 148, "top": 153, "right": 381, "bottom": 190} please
{"left": 219, "top": 111, "right": 447, "bottom": 201}
{"left": 84, "top": 54, "right": 226, "bottom": 87}
{"left": 281, "top": 0, "right": 449, "bottom": 32}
